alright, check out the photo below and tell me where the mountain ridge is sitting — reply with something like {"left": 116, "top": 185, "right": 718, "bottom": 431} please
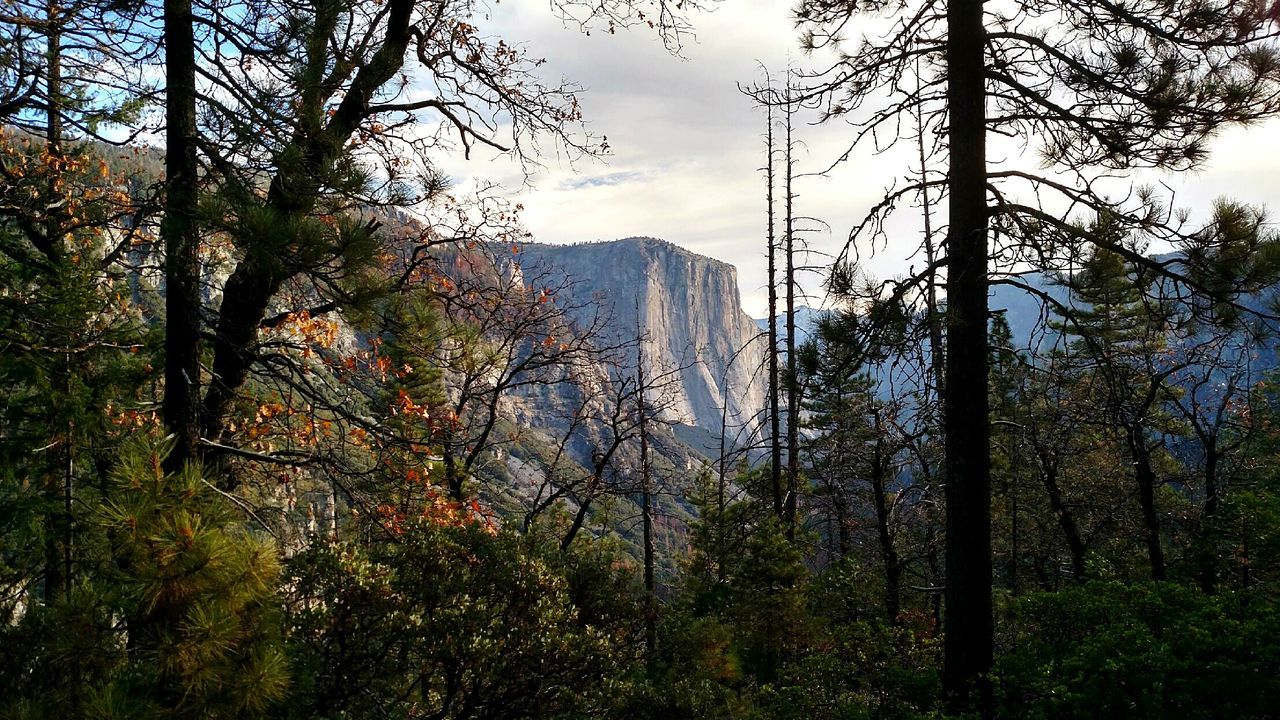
{"left": 513, "top": 236, "right": 768, "bottom": 435}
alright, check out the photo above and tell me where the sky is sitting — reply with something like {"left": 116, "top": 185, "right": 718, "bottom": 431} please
{"left": 438, "top": 0, "right": 1280, "bottom": 318}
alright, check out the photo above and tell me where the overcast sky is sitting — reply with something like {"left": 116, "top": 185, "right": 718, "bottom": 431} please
{"left": 439, "top": 0, "right": 1280, "bottom": 318}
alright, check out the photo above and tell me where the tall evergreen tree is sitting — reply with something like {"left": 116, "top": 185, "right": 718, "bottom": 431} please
{"left": 160, "top": 0, "right": 201, "bottom": 472}
{"left": 795, "top": 0, "right": 1280, "bottom": 707}
{"left": 800, "top": 311, "right": 907, "bottom": 624}
{"left": 1052, "top": 225, "right": 1184, "bottom": 581}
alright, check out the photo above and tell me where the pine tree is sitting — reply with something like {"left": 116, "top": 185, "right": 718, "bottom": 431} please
{"left": 989, "top": 314, "right": 1029, "bottom": 594}
{"left": 1053, "top": 223, "right": 1184, "bottom": 581}
{"left": 1, "top": 439, "right": 289, "bottom": 718}
{"left": 101, "top": 441, "right": 289, "bottom": 717}
{"left": 800, "top": 311, "right": 905, "bottom": 624}
{"left": 797, "top": 0, "right": 1280, "bottom": 706}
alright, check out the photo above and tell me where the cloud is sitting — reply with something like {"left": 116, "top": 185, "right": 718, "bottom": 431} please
{"left": 442, "top": 0, "right": 887, "bottom": 316}
{"left": 557, "top": 171, "right": 648, "bottom": 190}
{"left": 434, "top": 0, "right": 1280, "bottom": 318}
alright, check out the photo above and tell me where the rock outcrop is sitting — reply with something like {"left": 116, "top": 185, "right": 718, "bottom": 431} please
{"left": 514, "top": 237, "right": 768, "bottom": 436}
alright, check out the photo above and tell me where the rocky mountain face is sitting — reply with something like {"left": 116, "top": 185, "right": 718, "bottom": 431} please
{"left": 514, "top": 237, "right": 768, "bottom": 436}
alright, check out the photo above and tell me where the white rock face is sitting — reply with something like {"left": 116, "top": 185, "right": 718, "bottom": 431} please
{"left": 515, "top": 237, "right": 768, "bottom": 435}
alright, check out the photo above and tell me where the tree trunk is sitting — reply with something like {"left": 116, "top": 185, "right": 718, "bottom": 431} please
{"left": 1037, "top": 456, "right": 1087, "bottom": 582}
{"left": 830, "top": 474, "right": 853, "bottom": 559}
{"left": 870, "top": 456, "right": 902, "bottom": 624}
{"left": 42, "top": 4, "right": 70, "bottom": 605}
{"left": 942, "top": 0, "right": 993, "bottom": 711}
{"left": 1009, "top": 452, "right": 1020, "bottom": 595}
{"left": 1128, "top": 428, "right": 1167, "bottom": 581}
{"left": 915, "top": 59, "right": 946, "bottom": 407}
{"left": 640, "top": 446, "right": 655, "bottom": 651}
{"left": 766, "top": 95, "right": 783, "bottom": 522}
{"left": 636, "top": 329, "right": 657, "bottom": 655}
{"left": 161, "top": 0, "right": 202, "bottom": 473}
{"left": 560, "top": 467, "right": 602, "bottom": 552}
{"left": 1198, "top": 447, "right": 1221, "bottom": 593}
{"left": 783, "top": 83, "right": 799, "bottom": 537}
{"left": 199, "top": 0, "right": 416, "bottom": 457}
{"left": 639, "top": 396, "right": 657, "bottom": 655}
{"left": 442, "top": 442, "right": 462, "bottom": 501}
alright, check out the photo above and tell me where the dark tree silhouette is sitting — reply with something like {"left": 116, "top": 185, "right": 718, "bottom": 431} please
{"left": 794, "top": 0, "right": 1280, "bottom": 709}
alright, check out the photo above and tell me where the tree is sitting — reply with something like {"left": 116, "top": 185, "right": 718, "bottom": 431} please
{"left": 519, "top": 337, "right": 687, "bottom": 554}
{"left": 1052, "top": 233, "right": 1188, "bottom": 581}
{"left": 1012, "top": 359, "right": 1093, "bottom": 584}
{"left": 160, "top": 0, "right": 201, "bottom": 471}
{"left": 425, "top": 245, "right": 621, "bottom": 501}
{"left": 782, "top": 73, "right": 801, "bottom": 537}
{"left": 1174, "top": 200, "right": 1280, "bottom": 591}
{"left": 191, "top": 0, "right": 588, "bottom": 471}
{"left": 799, "top": 310, "right": 908, "bottom": 624}
{"left": 760, "top": 70, "right": 784, "bottom": 522}
{"left": 0, "top": 0, "right": 157, "bottom": 605}
{"left": 635, "top": 324, "right": 658, "bottom": 653}
{"left": 997, "top": 581, "right": 1280, "bottom": 719}
{"left": 281, "top": 518, "right": 642, "bottom": 720}
{"left": 795, "top": 0, "right": 1280, "bottom": 708}
{"left": 138, "top": 0, "right": 697, "bottom": 486}
{"left": 989, "top": 313, "right": 1030, "bottom": 594}
{"left": 0, "top": 438, "right": 288, "bottom": 719}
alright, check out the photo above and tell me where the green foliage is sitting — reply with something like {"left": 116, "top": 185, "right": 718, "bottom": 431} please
{"left": 0, "top": 136, "right": 155, "bottom": 610}
{"left": 757, "top": 618, "right": 939, "bottom": 720}
{"left": 281, "top": 520, "right": 642, "bottom": 719}
{"left": 996, "top": 582, "right": 1280, "bottom": 719}
{"left": 1181, "top": 200, "right": 1280, "bottom": 327}
{"left": 0, "top": 440, "right": 289, "bottom": 719}
{"left": 624, "top": 480, "right": 940, "bottom": 720}
{"left": 3, "top": 11, "right": 1280, "bottom": 718}
{"left": 101, "top": 444, "right": 289, "bottom": 717}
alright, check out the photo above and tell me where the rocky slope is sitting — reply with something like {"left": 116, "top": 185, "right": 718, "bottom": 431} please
{"left": 513, "top": 237, "right": 768, "bottom": 436}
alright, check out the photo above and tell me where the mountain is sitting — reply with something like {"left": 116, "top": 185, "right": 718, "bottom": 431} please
{"left": 754, "top": 306, "right": 827, "bottom": 352}
{"left": 991, "top": 260, "right": 1280, "bottom": 365}
{"left": 513, "top": 237, "right": 768, "bottom": 434}
{"left": 744, "top": 264, "right": 1280, "bottom": 405}
{"left": 454, "top": 237, "right": 769, "bottom": 566}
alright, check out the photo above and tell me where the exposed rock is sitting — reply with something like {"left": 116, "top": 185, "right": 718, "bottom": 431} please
{"left": 513, "top": 237, "right": 768, "bottom": 435}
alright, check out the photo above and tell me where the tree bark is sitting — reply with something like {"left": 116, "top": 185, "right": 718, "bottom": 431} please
{"left": 43, "top": 1, "right": 69, "bottom": 604}
{"left": 1127, "top": 426, "right": 1167, "bottom": 581}
{"left": 637, "top": 340, "right": 657, "bottom": 656}
{"left": 870, "top": 451, "right": 901, "bottom": 624}
{"left": 442, "top": 442, "right": 461, "bottom": 501}
{"left": 942, "top": 0, "right": 993, "bottom": 711}
{"left": 783, "top": 83, "right": 799, "bottom": 537}
{"left": 915, "top": 59, "right": 946, "bottom": 407}
{"left": 161, "top": 0, "right": 202, "bottom": 473}
{"left": 1037, "top": 454, "right": 1087, "bottom": 582}
{"left": 766, "top": 93, "right": 783, "bottom": 522}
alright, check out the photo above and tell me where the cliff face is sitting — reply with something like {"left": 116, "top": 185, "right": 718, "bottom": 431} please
{"left": 514, "top": 237, "right": 767, "bottom": 435}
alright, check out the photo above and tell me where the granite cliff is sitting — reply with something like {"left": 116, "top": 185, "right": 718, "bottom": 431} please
{"left": 513, "top": 237, "right": 768, "bottom": 437}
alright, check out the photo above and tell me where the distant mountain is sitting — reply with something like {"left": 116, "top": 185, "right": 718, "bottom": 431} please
{"left": 991, "top": 261, "right": 1280, "bottom": 365}
{"left": 991, "top": 273, "right": 1074, "bottom": 354}
{"left": 475, "top": 237, "right": 769, "bottom": 562}
{"left": 743, "top": 264, "right": 1280, "bottom": 402}
{"left": 753, "top": 306, "right": 826, "bottom": 346}
{"left": 483, "top": 241, "right": 1280, "bottom": 534}
{"left": 514, "top": 237, "right": 768, "bottom": 433}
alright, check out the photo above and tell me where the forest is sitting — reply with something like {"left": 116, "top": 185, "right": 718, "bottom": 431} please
{"left": 2, "top": 0, "right": 1280, "bottom": 718}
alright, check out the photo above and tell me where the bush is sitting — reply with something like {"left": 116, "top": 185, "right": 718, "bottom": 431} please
{"left": 281, "top": 520, "right": 643, "bottom": 720}
{"left": 995, "top": 581, "right": 1280, "bottom": 719}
